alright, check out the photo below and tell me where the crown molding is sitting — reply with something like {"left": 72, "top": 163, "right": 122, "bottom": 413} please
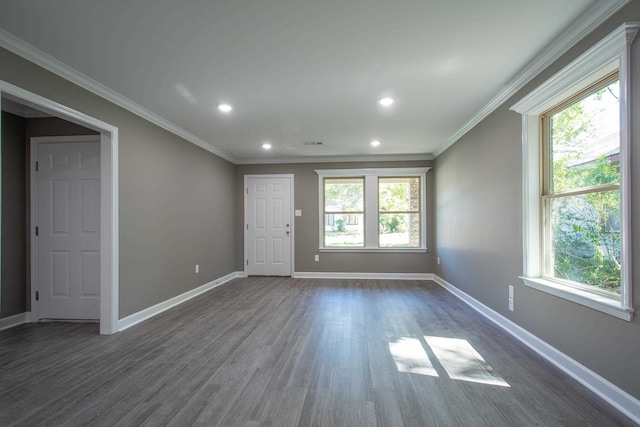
{"left": 435, "top": 0, "right": 630, "bottom": 158}
{"left": 511, "top": 21, "right": 639, "bottom": 114}
{"left": 235, "top": 153, "right": 433, "bottom": 165}
{"left": 0, "top": 29, "right": 236, "bottom": 163}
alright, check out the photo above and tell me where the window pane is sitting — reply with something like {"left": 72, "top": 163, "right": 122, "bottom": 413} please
{"left": 379, "top": 177, "right": 420, "bottom": 212}
{"left": 550, "top": 80, "right": 620, "bottom": 193}
{"left": 325, "top": 178, "right": 364, "bottom": 212}
{"left": 325, "top": 214, "right": 364, "bottom": 247}
{"left": 546, "top": 190, "right": 620, "bottom": 294}
{"left": 379, "top": 213, "right": 420, "bottom": 247}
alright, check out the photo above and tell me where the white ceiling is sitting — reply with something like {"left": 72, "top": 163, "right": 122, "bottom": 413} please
{"left": 0, "top": 0, "right": 618, "bottom": 163}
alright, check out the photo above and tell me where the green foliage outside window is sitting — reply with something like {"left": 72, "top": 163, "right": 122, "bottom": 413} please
{"left": 324, "top": 178, "right": 364, "bottom": 247}
{"left": 547, "top": 79, "right": 621, "bottom": 294}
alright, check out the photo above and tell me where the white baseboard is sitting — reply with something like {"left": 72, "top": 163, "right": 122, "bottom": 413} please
{"left": 431, "top": 274, "right": 640, "bottom": 424}
{"left": 117, "top": 271, "right": 242, "bottom": 332}
{"left": 0, "top": 312, "right": 32, "bottom": 331}
{"left": 293, "top": 272, "right": 433, "bottom": 280}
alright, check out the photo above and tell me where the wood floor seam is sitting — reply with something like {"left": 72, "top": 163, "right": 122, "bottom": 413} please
{"left": 0, "top": 277, "right": 634, "bottom": 426}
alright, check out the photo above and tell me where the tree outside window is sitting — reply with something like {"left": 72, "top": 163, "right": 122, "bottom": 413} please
{"left": 323, "top": 178, "right": 364, "bottom": 247}
{"left": 379, "top": 177, "right": 421, "bottom": 247}
{"left": 544, "top": 76, "right": 621, "bottom": 294}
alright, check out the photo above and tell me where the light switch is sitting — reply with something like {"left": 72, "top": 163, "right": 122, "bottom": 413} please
{"left": 295, "top": 210, "right": 302, "bottom": 216}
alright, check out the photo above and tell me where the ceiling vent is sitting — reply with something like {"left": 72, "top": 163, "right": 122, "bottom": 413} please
{"left": 303, "top": 141, "right": 323, "bottom": 146}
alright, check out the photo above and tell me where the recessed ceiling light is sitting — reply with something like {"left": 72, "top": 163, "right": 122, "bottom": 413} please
{"left": 262, "top": 143, "right": 272, "bottom": 150}
{"left": 371, "top": 140, "right": 381, "bottom": 147}
{"left": 218, "top": 103, "right": 233, "bottom": 113}
{"left": 378, "top": 97, "right": 394, "bottom": 107}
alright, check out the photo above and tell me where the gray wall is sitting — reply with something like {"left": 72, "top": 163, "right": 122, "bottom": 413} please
{"left": 26, "top": 117, "right": 100, "bottom": 138}
{"left": 236, "top": 160, "right": 435, "bottom": 273}
{"left": 0, "top": 47, "right": 237, "bottom": 319}
{"left": 1, "top": 111, "right": 26, "bottom": 318}
{"left": 434, "top": 2, "right": 640, "bottom": 400}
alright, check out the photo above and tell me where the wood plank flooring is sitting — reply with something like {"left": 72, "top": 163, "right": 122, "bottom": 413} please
{"left": 0, "top": 277, "right": 635, "bottom": 426}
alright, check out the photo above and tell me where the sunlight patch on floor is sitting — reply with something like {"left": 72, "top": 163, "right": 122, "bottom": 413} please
{"left": 424, "top": 336, "right": 510, "bottom": 387}
{"left": 388, "top": 335, "right": 510, "bottom": 387}
{"left": 388, "top": 337, "right": 438, "bottom": 377}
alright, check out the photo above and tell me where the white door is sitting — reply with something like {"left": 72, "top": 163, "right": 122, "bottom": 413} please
{"left": 36, "top": 139, "right": 100, "bottom": 320}
{"left": 246, "top": 176, "right": 292, "bottom": 276}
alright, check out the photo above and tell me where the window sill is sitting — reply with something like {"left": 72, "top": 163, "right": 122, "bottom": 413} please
{"left": 320, "top": 247, "right": 427, "bottom": 254}
{"left": 520, "top": 276, "right": 633, "bottom": 321}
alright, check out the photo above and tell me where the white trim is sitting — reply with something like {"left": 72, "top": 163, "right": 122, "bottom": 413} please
{"left": 117, "top": 271, "right": 241, "bottom": 332}
{"left": 319, "top": 248, "right": 427, "bottom": 254}
{"left": 0, "top": 28, "right": 235, "bottom": 163}
{"left": 510, "top": 22, "right": 638, "bottom": 319}
{"left": 2, "top": 80, "right": 120, "bottom": 335}
{"left": 1, "top": 82, "right": 116, "bottom": 135}
{"left": 1, "top": 98, "right": 52, "bottom": 118}
{"left": 100, "top": 131, "right": 119, "bottom": 335}
{"left": 436, "top": 0, "right": 630, "bottom": 157}
{"left": 0, "top": 312, "right": 32, "bottom": 331}
{"left": 431, "top": 274, "right": 640, "bottom": 425}
{"left": 315, "top": 167, "right": 430, "bottom": 177}
{"left": 511, "top": 23, "right": 639, "bottom": 114}
{"left": 235, "top": 153, "right": 433, "bottom": 165}
{"left": 521, "top": 277, "right": 632, "bottom": 321}
{"left": 243, "top": 174, "right": 295, "bottom": 277}
{"left": 293, "top": 272, "right": 433, "bottom": 280}
{"left": 316, "top": 167, "right": 429, "bottom": 251}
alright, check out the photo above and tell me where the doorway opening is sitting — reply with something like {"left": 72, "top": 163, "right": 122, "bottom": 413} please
{"left": 1, "top": 81, "right": 119, "bottom": 334}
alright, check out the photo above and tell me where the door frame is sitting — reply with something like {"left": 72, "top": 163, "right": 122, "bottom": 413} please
{"left": 30, "top": 135, "right": 102, "bottom": 321}
{"left": 1, "top": 80, "right": 119, "bottom": 334}
{"left": 244, "top": 174, "right": 295, "bottom": 277}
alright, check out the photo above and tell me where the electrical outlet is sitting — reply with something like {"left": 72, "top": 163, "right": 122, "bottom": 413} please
{"left": 195, "top": 264, "right": 199, "bottom": 274}
{"left": 314, "top": 255, "right": 320, "bottom": 262}
{"left": 508, "top": 285, "right": 514, "bottom": 311}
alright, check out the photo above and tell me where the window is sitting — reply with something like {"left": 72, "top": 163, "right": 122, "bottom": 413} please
{"left": 379, "top": 177, "right": 421, "bottom": 247}
{"left": 323, "top": 177, "right": 364, "bottom": 247}
{"left": 317, "top": 168, "right": 429, "bottom": 252}
{"left": 542, "top": 75, "right": 621, "bottom": 295}
{"left": 511, "top": 23, "right": 637, "bottom": 320}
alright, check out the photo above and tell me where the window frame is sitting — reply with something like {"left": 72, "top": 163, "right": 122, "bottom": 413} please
{"left": 511, "top": 22, "right": 638, "bottom": 321}
{"left": 316, "top": 167, "right": 429, "bottom": 253}
{"left": 540, "top": 72, "right": 621, "bottom": 298}
{"left": 322, "top": 176, "right": 365, "bottom": 248}
{"left": 378, "top": 176, "right": 423, "bottom": 248}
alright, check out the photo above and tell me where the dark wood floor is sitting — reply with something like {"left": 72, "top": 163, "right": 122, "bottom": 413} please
{"left": 0, "top": 277, "right": 634, "bottom": 426}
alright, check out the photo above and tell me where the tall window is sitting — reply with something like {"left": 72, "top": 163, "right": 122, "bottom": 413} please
{"left": 317, "top": 168, "right": 429, "bottom": 251}
{"left": 541, "top": 74, "right": 621, "bottom": 295}
{"left": 323, "top": 178, "right": 364, "bottom": 247}
{"left": 512, "top": 23, "right": 637, "bottom": 320}
{"left": 379, "top": 177, "right": 421, "bottom": 248}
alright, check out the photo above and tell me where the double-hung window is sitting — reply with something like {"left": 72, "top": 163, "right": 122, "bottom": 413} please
{"left": 317, "top": 168, "right": 429, "bottom": 252}
{"left": 323, "top": 177, "right": 365, "bottom": 247}
{"left": 512, "top": 23, "right": 637, "bottom": 320}
{"left": 541, "top": 74, "right": 621, "bottom": 294}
